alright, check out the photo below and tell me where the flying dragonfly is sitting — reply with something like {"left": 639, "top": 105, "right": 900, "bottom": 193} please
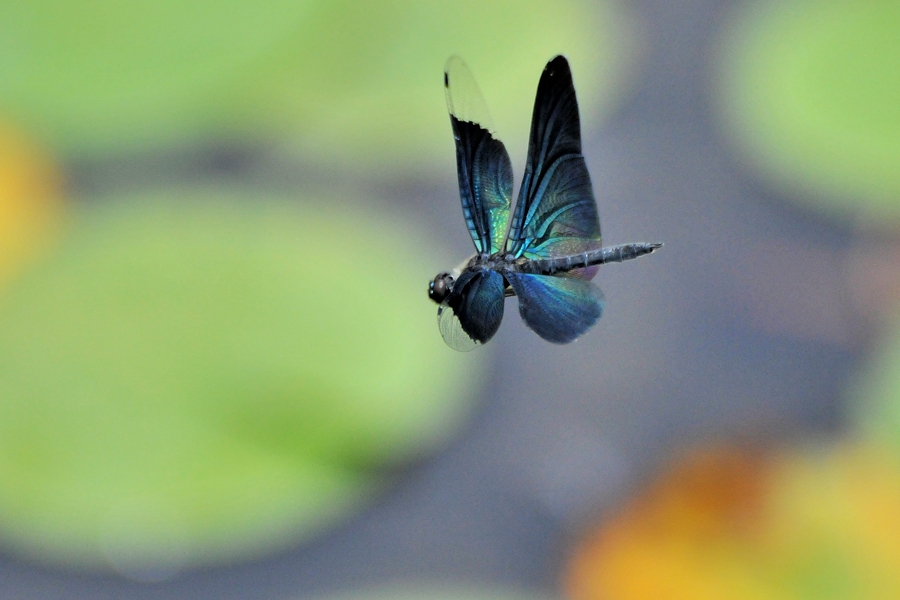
{"left": 429, "top": 55, "right": 661, "bottom": 351}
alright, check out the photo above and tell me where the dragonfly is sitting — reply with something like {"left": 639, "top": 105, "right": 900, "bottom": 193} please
{"left": 429, "top": 55, "right": 661, "bottom": 351}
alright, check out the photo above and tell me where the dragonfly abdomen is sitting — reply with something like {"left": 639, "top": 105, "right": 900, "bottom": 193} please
{"left": 524, "top": 242, "right": 662, "bottom": 276}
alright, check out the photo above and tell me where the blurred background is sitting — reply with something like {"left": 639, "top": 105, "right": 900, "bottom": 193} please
{"left": 1, "top": 0, "right": 899, "bottom": 598}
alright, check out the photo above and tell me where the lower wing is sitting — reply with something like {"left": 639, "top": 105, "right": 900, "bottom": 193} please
{"left": 505, "top": 272, "right": 604, "bottom": 344}
{"left": 438, "top": 269, "right": 505, "bottom": 351}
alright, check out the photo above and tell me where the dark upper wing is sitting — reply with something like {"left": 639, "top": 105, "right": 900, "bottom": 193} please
{"left": 504, "top": 56, "right": 602, "bottom": 274}
{"left": 445, "top": 56, "right": 513, "bottom": 256}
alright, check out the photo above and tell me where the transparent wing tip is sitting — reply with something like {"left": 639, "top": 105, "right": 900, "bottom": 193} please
{"left": 437, "top": 302, "right": 480, "bottom": 352}
{"left": 443, "top": 55, "right": 494, "bottom": 133}
{"left": 444, "top": 55, "right": 466, "bottom": 79}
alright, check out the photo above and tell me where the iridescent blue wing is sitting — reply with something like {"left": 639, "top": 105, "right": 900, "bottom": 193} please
{"left": 445, "top": 56, "right": 513, "bottom": 256}
{"left": 505, "top": 56, "right": 602, "bottom": 278}
{"left": 437, "top": 269, "right": 505, "bottom": 351}
{"left": 505, "top": 272, "right": 604, "bottom": 344}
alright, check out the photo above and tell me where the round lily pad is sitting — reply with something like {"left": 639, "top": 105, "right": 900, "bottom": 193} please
{"left": 717, "top": 1, "right": 900, "bottom": 223}
{"left": 564, "top": 445, "right": 900, "bottom": 600}
{"left": 0, "top": 0, "right": 316, "bottom": 155}
{"left": 0, "top": 120, "right": 63, "bottom": 288}
{"left": 850, "top": 322, "right": 900, "bottom": 454}
{"left": 0, "top": 0, "right": 634, "bottom": 171}
{"left": 0, "top": 189, "right": 482, "bottom": 575}
{"left": 245, "top": 0, "right": 637, "bottom": 171}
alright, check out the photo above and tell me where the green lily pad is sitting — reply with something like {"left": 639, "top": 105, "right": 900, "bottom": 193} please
{"left": 242, "top": 0, "right": 636, "bottom": 171}
{"left": 851, "top": 322, "right": 900, "bottom": 454}
{"left": 0, "top": 0, "right": 317, "bottom": 154}
{"left": 717, "top": 0, "right": 900, "bottom": 224}
{"left": 0, "top": 189, "right": 482, "bottom": 574}
{"left": 0, "top": 0, "right": 634, "bottom": 171}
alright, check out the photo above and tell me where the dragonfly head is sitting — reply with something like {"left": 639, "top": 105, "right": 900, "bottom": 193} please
{"left": 428, "top": 272, "right": 454, "bottom": 304}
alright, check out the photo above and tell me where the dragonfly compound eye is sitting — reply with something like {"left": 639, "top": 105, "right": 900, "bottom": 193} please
{"left": 428, "top": 272, "right": 453, "bottom": 304}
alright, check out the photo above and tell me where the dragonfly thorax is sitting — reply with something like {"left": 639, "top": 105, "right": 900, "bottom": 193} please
{"left": 429, "top": 253, "right": 528, "bottom": 306}
{"left": 467, "top": 252, "right": 520, "bottom": 272}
